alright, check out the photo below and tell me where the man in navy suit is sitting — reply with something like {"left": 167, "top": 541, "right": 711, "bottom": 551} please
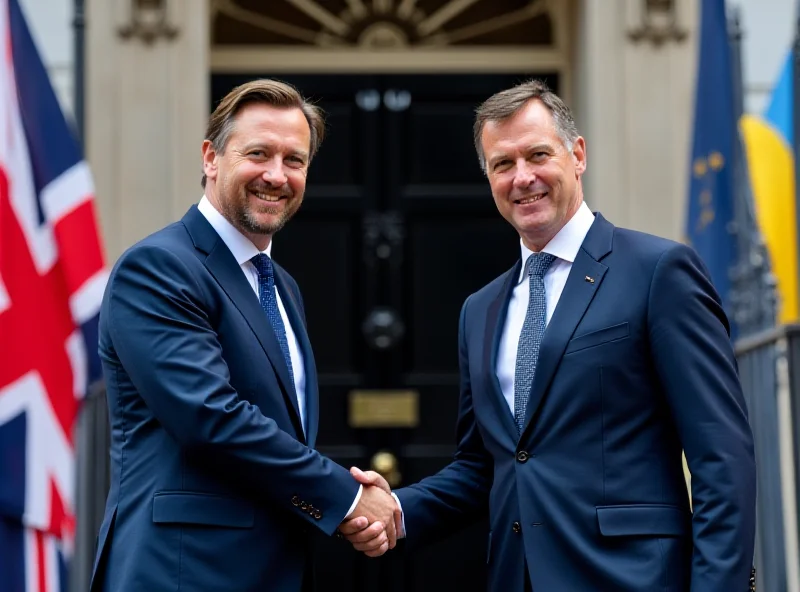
{"left": 341, "top": 79, "right": 756, "bottom": 591}
{"left": 90, "top": 79, "right": 399, "bottom": 592}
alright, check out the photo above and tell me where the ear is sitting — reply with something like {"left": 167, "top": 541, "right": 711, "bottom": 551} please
{"left": 202, "top": 140, "right": 219, "bottom": 182}
{"left": 572, "top": 136, "right": 587, "bottom": 178}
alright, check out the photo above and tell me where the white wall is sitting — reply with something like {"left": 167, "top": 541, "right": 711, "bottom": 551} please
{"left": 732, "top": 0, "right": 798, "bottom": 114}
{"left": 574, "top": 0, "right": 698, "bottom": 242}
{"left": 86, "top": 0, "right": 209, "bottom": 261}
{"left": 18, "top": 0, "right": 75, "bottom": 124}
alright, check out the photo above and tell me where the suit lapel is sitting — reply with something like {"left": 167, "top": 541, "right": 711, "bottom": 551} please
{"left": 182, "top": 206, "right": 305, "bottom": 441}
{"left": 483, "top": 262, "right": 523, "bottom": 442}
{"left": 273, "top": 266, "right": 320, "bottom": 448}
{"left": 521, "top": 213, "right": 614, "bottom": 435}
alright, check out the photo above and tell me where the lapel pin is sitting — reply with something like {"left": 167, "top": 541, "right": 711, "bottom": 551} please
{"left": 585, "top": 275, "right": 595, "bottom": 284}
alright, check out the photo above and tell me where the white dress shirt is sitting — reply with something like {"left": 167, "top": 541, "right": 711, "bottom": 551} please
{"left": 496, "top": 201, "right": 595, "bottom": 415}
{"left": 197, "top": 196, "right": 362, "bottom": 518}
{"left": 394, "top": 202, "right": 596, "bottom": 538}
{"left": 198, "top": 196, "right": 308, "bottom": 431}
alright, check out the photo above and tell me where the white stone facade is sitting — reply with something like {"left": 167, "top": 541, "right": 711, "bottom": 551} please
{"left": 20, "top": 0, "right": 799, "bottom": 260}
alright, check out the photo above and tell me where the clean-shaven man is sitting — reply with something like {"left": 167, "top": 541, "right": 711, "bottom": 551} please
{"left": 342, "top": 79, "right": 756, "bottom": 592}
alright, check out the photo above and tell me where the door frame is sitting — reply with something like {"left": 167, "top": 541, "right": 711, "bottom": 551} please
{"left": 209, "top": 0, "right": 574, "bottom": 104}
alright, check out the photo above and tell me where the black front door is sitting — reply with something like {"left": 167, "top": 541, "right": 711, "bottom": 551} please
{"left": 211, "top": 72, "right": 558, "bottom": 591}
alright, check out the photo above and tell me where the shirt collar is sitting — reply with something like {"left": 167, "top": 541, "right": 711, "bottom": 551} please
{"left": 197, "top": 195, "right": 272, "bottom": 265}
{"left": 517, "top": 201, "right": 595, "bottom": 283}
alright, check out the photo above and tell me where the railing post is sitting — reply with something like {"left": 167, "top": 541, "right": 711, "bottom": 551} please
{"left": 782, "top": 328, "right": 800, "bottom": 587}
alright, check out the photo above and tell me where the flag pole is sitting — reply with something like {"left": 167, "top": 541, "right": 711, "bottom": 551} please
{"left": 729, "top": 6, "right": 744, "bottom": 118}
{"left": 71, "top": 4, "right": 88, "bottom": 592}
{"left": 794, "top": 1, "right": 800, "bottom": 302}
{"left": 728, "top": 4, "right": 747, "bottom": 335}
{"left": 72, "top": 0, "right": 84, "bottom": 142}
{"left": 729, "top": 5, "right": 746, "bottom": 272}
{"left": 727, "top": 4, "right": 776, "bottom": 336}
{"left": 792, "top": 0, "right": 800, "bottom": 582}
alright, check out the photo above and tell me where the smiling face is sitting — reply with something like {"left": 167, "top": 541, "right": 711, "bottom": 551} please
{"left": 202, "top": 102, "right": 311, "bottom": 251}
{"left": 482, "top": 99, "right": 586, "bottom": 252}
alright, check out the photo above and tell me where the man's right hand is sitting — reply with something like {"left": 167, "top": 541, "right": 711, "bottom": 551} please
{"left": 340, "top": 481, "right": 398, "bottom": 557}
{"left": 350, "top": 467, "right": 392, "bottom": 495}
{"left": 348, "top": 467, "right": 403, "bottom": 538}
{"left": 338, "top": 467, "right": 402, "bottom": 557}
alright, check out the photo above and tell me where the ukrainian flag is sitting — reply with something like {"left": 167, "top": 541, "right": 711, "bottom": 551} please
{"left": 740, "top": 50, "right": 798, "bottom": 323}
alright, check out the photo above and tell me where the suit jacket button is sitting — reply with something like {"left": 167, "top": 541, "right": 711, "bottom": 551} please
{"left": 291, "top": 495, "right": 300, "bottom": 507}
{"left": 516, "top": 451, "right": 529, "bottom": 463}
{"left": 512, "top": 521, "right": 521, "bottom": 534}
{"left": 301, "top": 502, "right": 309, "bottom": 511}
{"left": 313, "top": 510, "right": 322, "bottom": 520}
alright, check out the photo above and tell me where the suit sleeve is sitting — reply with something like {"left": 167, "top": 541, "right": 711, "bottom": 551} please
{"left": 647, "top": 243, "right": 756, "bottom": 591}
{"left": 394, "top": 295, "right": 493, "bottom": 549}
{"left": 104, "top": 244, "right": 359, "bottom": 535}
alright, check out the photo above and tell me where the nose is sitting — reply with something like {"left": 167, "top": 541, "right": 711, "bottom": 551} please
{"left": 262, "top": 156, "right": 287, "bottom": 186}
{"left": 512, "top": 160, "right": 536, "bottom": 189}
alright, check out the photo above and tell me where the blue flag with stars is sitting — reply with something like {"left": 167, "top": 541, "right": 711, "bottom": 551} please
{"left": 686, "top": 0, "right": 738, "bottom": 336}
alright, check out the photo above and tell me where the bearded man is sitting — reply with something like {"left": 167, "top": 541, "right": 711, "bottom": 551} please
{"left": 90, "top": 79, "right": 398, "bottom": 592}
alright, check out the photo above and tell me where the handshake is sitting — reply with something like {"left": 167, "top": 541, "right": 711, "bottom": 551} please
{"left": 336, "top": 467, "right": 404, "bottom": 557}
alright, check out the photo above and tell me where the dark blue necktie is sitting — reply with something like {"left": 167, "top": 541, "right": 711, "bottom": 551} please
{"left": 251, "top": 254, "right": 295, "bottom": 389}
{"left": 514, "top": 252, "right": 556, "bottom": 434}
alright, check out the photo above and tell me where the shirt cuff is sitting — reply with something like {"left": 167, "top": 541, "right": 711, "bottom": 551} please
{"left": 344, "top": 484, "right": 363, "bottom": 519}
{"left": 391, "top": 492, "right": 406, "bottom": 538}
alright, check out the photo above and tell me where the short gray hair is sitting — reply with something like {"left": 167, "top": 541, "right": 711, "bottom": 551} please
{"left": 473, "top": 79, "right": 579, "bottom": 172}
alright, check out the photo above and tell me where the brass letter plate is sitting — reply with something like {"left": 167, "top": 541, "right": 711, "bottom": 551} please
{"left": 348, "top": 389, "right": 419, "bottom": 428}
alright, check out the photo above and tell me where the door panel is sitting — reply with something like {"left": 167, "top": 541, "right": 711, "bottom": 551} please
{"left": 211, "top": 72, "right": 559, "bottom": 591}
{"left": 407, "top": 216, "right": 524, "bottom": 374}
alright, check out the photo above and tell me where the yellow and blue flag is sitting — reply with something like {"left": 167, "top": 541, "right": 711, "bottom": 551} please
{"left": 686, "top": 0, "right": 739, "bottom": 333}
{"left": 740, "top": 43, "right": 798, "bottom": 324}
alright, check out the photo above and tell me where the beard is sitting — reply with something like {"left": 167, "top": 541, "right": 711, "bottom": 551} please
{"left": 220, "top": 179, "right": 302, "bottom": 237}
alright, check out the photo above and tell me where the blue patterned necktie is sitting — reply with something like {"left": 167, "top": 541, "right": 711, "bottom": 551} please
{"left": 251, "top": 254, "right": 295, "bottom": 390}
{"left": 514, "top": 252, "right": 556, "bottom": 434}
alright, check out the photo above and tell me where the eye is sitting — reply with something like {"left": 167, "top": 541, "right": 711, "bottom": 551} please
{"left": 286, "top": 155, "right": 306, "bottom": 168}
{"left": 248, "top": 150, "right": 266, "bottom": 157}
{"left": 530, "top": 152, "right": 548, "bottom": 161}
{"left": 493, "top": 159, "right": 512, "bottom": 172}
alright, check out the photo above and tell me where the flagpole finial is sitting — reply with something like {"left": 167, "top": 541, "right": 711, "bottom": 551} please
{"left": 728, "top": 4, "right": 743, "bottom": 42}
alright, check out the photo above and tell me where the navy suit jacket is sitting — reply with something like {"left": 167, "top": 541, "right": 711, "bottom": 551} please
{"left": 90, "top": 206, "right": 359, "bottom": 592}
{"left": 395, "top": 212, "right": 756, "bottom": 591}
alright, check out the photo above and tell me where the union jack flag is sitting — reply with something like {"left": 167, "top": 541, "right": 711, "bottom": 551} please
{"left": 0, "top": 0, "right": 106, "bottom": 590}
